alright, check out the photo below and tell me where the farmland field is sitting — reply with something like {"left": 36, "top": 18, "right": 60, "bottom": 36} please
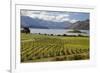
{"left": 21, "top": 33, "right": 89, "bottom": 63}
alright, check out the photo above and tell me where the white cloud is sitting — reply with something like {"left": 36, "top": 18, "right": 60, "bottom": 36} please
{"left": 21, "top": 10, "right": 32, "bottom": 16}
{"left": 30, "top": 12, "right": 56, "bottom": 21}
{"left": 61, "top": 18, "right": 70, "bottom": 22}
{"left": 56, "top": 15, "right": 64, "bottom": 20}
{"left": 70, "top": 19, "right": 78, "bottom": 23}
{"left": 21, "top": 10, "right": 78, "bottom": 23}
{"left": 21, "top": 10, "right": 41, "bottom": 16}
{"left": 55, "top": 15, "right": 69, "bottom": 22}
{"left": 30, "top": 14, "right": 40, "bottom": 18}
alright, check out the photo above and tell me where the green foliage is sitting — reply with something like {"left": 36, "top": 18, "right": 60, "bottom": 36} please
{"left": 68, "top": 29, "right": 82, "bottom": 33}
{"left": 21, "top": 33, "right": 89, "bottom": 62}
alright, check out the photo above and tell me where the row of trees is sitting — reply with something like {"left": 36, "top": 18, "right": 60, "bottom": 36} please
{"left": 34, "top": 33, "right": 85, "bottom": 37}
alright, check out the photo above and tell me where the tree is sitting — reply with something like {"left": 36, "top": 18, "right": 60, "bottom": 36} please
{"left": 50, "top": 34, "right": 53, "bottom": 36}
{"left": 21, "top": 27, "right": 30, "bottom": 34}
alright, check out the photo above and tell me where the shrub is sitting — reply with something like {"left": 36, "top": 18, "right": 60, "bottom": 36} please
{"left": 63, "top": 34, "right": 67, "bottom": 36}
{"left": 50, "top": 34, "right": 54, "bottom": 36}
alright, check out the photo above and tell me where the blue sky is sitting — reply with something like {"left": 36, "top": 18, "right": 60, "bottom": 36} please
{"left": 21, "top": 10, "right": 89, "bottom": 23}
{"left": 68, "top": 12, "right": 89, "bottom": 21}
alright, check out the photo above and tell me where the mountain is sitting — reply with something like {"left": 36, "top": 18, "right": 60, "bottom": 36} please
{"left": 21, "top": 16, "right": 48, "bottom": 29}
{"left": 70, "top": 19, "right": 89, "bottom": 30}
{"left": 21, "top": 16, "right": 89, "bottom": 30}
{"left": 21, "top": 16, "right": 72, "bottom": 29}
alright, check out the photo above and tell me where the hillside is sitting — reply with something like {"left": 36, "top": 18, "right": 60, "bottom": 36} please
{"left": 70, "top": 19, "right": 89, "bottom": 30}
{"left": 21, "top": 16, "right": 89, "bottom": 30}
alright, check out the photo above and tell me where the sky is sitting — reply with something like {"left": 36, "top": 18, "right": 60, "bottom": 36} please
{"left": 21, "top": 10, "right": 89, "bottom": 23}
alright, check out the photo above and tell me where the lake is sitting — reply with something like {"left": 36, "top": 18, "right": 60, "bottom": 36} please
{"left": 30, "top": 28, "right": 89, "bottom": 36}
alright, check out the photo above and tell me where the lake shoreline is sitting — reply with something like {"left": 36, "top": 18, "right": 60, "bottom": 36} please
{"left": 29, "top": 28, "right": 89, "bottom": 36}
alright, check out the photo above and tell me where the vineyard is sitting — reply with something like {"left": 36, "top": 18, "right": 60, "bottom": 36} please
{"left": 21, "top": 33, "right": 89, "bottom": 63}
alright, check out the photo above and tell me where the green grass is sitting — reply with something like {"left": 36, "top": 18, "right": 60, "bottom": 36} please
{"left": 68, "top": 29, "right": 82, "bottom": 33}
{"left": 21, "top": 33, "right": 89, "bottom": 63}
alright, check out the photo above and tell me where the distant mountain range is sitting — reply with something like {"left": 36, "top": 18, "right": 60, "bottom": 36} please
{"left": 21, "top": 16, "right": 89, "bottom": 30}
{"left": 70, "top": 19, "right": 89, "bottom": 30}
